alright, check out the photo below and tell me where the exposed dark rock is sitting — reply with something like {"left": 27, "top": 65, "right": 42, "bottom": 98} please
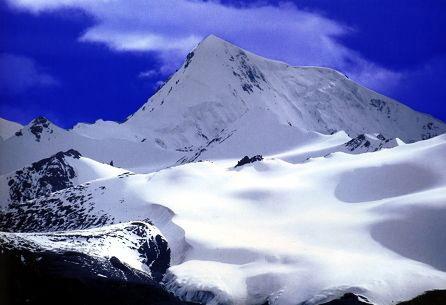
{"left": 5, "top": 150, "right": 82, "bottom": 205}
{"left": 345, "top": 135, "right": 368, "bottom": 152}
{"left": 344, "top": 134, "right": 393, "bottom": 153}
{"left": 421, "top": 122, "right": 441, "bottom": 140}
{"left": 0, "top": 183, "right": 114, "bottom": 232}
{"left": 318, "top": 293, "right": 370, "bottom": 305}
{"left": 235, "top": 155, "right": 263, "bottom": 167}
{"left": 396, "top": 290, "right": 446, "bottom": 305}
{"left": 0, "top": 236, "right": 189, "bottom": 305}
{"left": 231, "top": 51, "right": 266, "bottom": 94}
{"left": 184, "top": 51, "right": 194, "bottom": 69}
{"left": 29, "top": 116, "right": 52, "bottom": 142}
{"left": 314, "top": 290, "right": 446, "bottom": 305}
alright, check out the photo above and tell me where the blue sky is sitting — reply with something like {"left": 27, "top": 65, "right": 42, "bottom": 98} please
{"left": 1, "top": 0, "right": 445, "bottom": 128}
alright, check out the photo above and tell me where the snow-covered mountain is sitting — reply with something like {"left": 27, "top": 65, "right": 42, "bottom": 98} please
{"left": 78, "top": 34, "right": 445, "bottom": 148}
{"left": 0, "top": 117, "right": 23, "bottom": 140}
{"left": 1, "top": 35, "right": 446, "bottom": 305}
{"left": 3, "top": 35, "right": 444, "bottom": 175}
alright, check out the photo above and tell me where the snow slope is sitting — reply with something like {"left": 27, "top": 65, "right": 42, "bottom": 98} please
{"left": 2, "top": 134, "right": 446, "bottom": 305}
{"left": 0, "top": 117, "right": 23, "bottom": 140}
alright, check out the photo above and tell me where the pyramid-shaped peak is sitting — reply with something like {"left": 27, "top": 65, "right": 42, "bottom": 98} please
{"left": 180, "top": 34, "right": 249, "bottom": 71}
{"left": 200, "top": 34, "right": 228, "bottom": 44}
{"left": 195, "top": 34, "right": 240, "bottom": 53}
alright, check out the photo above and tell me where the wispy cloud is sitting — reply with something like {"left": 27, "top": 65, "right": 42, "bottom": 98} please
{"left": 5, "top": 0, "right": 401, "bottom": 92}
{"left": 0, "top": 53, "right": 59, "bottom": 94}
{"left": 138, "top": 69, "right": 158, "bottom": 79}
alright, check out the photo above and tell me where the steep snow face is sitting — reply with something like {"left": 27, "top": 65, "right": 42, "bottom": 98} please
{"left": 1, "top": 221, "right": 171, "bottom": 281}
{"left": 122, "top": 35, "right": 445, "bottom": 151}
{"left": 0, "top": 118, "right": 23, "bottom": 140}
{"left": 0, "top": 149, "right": 127, "bottom": 209}
{"left": 2, "top": 135, "right": 446, "bottom": 305}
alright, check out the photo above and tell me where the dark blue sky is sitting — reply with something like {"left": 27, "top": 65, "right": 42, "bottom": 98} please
{"left": 1, "top": 0, "right": 445, "bottom": 128}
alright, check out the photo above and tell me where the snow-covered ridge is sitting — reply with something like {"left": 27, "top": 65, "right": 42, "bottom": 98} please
{"left": 0, "top": 115, "right": 184, "bottom": 174}
{"left": 0, "top": 149, "right": 127, "bottom": 209}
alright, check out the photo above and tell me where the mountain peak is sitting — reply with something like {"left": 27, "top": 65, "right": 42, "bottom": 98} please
{"left": 199, "top": 34, "right": 229, "bottom": 46}
{"left": 191, "top": 34, "right": 240, "bottom": 60}
{"left": 30, "top": 116, "right": 51, "bottom": 126}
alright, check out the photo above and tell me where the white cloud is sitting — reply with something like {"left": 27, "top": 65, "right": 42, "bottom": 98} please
{"left": 5, "top": 0, "right": 401, "bottom": 91}
{"left": 138, "top": 69, "right": 158, "bottom": 79}
{"left": 0, "top": 53, "right": 59, "bottom": 94}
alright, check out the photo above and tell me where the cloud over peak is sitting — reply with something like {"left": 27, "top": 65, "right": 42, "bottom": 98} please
{"left": 6, "top": 0, "right": 400, "bottom": 91}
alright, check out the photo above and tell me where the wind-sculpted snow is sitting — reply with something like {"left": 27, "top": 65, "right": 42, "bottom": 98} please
{"left": 2, "top": 134, "right": 446, "bottom": 305}
{"left": 371, "top": 206, "right": 446, "bottom": 272}
{"left": 334, "top": 163, "right": 440, "bottom": 203}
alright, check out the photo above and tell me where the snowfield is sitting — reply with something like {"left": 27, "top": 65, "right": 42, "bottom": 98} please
{"left": 2, "top": 134, "right": 445, "bottom": 305}
{"left": 134, "top": 135, "right": 446, "bottom": 305}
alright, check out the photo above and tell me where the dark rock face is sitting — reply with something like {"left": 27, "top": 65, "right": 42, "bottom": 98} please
{"left": 317, "top": 293, "right": 371, "bottom": 305}
{"left": 306, "top": 290, "right": 446, "bottom": 305}
{"left": 235, "top": 155, "right": 263, "bottom": 167}
{"left": 345, "top": 135, "right": 370, "bottom": 152}
{"left": 232, "top": 51, "right": 266, "bottom": 94}
{"left": 29, "top": 116, "right": 53, "bottom": 142}
{"left": 344, "top": 134, "right": 392, "bottom": 152}
{"left": 421, "top": 122, "right": 442, "bottom": 140}
{"left": 5, "top": 149, "right": 82, "bottom": 205}
{"left": 0, "top": 183, "right": 114, "bottom": 232}
{"left": 0, "top": 235, "right": 187, "bottom": 305}
{"left": 184, "top": 51, "right": 194, "bottom": 69}
{"left": 396, "top": 290, "right": 446, "bottom": 305}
